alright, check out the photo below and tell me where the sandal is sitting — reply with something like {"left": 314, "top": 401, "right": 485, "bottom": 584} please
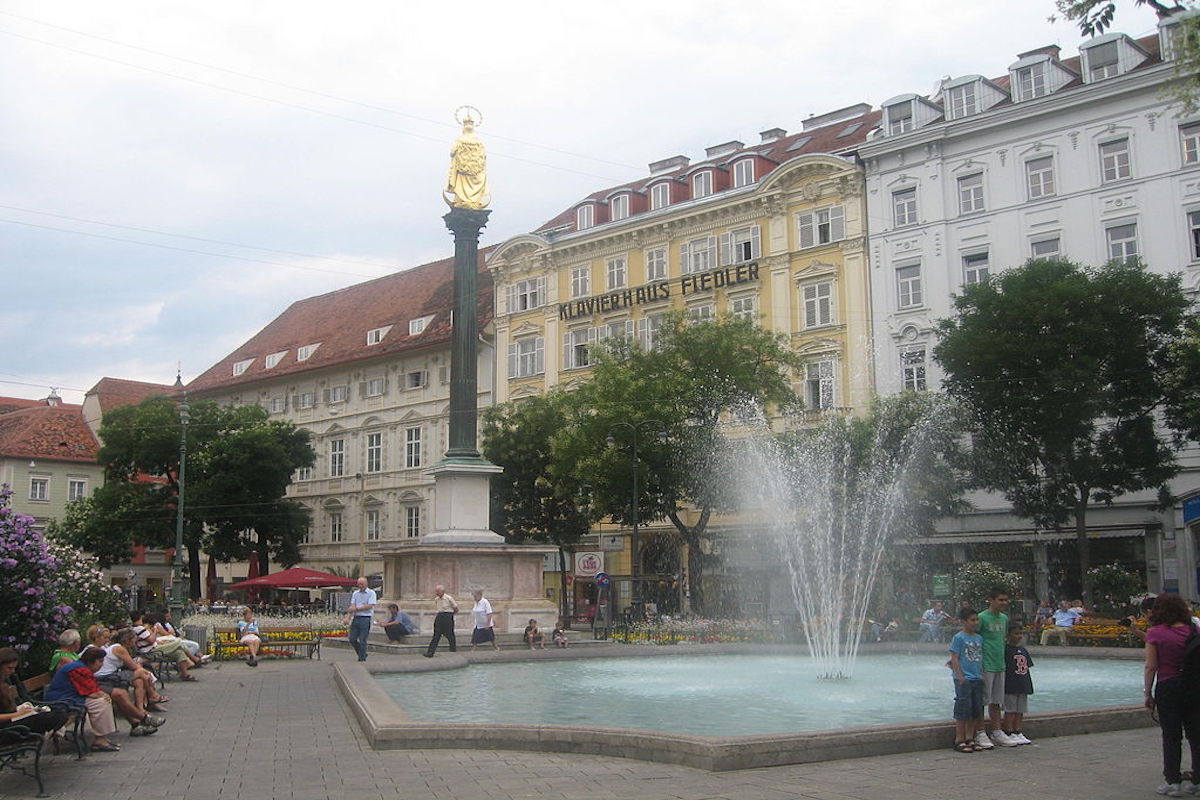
{"left": 91, "top": 742, "right": 121, "bottom": 752}
{"left": 178, "top": 674, "right": 198, "bottom": 682}
{"left": 953, "top": 741, "right": 973, "bottom": 753}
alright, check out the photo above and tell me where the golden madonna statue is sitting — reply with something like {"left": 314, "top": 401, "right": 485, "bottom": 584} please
{"left": 444, "top": 110, "right": 490, "bottom": 210}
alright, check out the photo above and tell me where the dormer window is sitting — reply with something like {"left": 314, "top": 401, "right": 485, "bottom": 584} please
{"left": 887, "top": 102, "right": 913, "bottom": 135}
{"left": 946, "top": 83, "right": 977, "bottom": 120}
{"left": 297, "top": 343, "right": 320, "bottom": 361}
{"left": 1015, "top": 63, "right": 1047, "bottom": 100}
{"left": 610, "top": 194, "right": 630, "bottom": 221}
{"left": 650, "top": 182, "right": 671, "bottom": 210}
{"left": 576, "top": 204, "right": 595, "bottom": 230}
{"left": 366, "top": 325, "right": 392, "bottom": 346}
{"left": 692, "top": 171, "right": 713, "bottom": 199}
{"left": 732, "top": 159, "right": 755, "bottom": 188}
{"left": 1160, "top": 10, "right": 1200, "bottom": 61}
{"left": 1086, "top": 40, "right": 1119, "bottom": 81}
{"left": 264, "top": 351, "right": 287, "bottom": 369}
{"left": 233, "top": 358, "right": 254, "bottom": 376}
{"left": 409, "top": 315, "right": 433, "bottom": 335}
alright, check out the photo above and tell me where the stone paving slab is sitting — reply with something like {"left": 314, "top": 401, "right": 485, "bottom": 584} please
{"left": 0, "top": 644, "right": 1173, "bottom": 800}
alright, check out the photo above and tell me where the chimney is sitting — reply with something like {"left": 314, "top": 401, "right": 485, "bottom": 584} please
{"left": 648, "top": 155, "right": 690, "bottom": 175}
{"left": 802, "top": 103, "right": 873, "bottom": 131}
{"left": 43, "top": 390, "right": 61, "bottom": 407}
{"left": 1017, "top": 44, "right": 1061, "bottom": 61}
{"left": 759, "top": 128, "right": 788, "bottom": 143}
{"left": 704, "top": 140, "right": 745, "bottom": 159}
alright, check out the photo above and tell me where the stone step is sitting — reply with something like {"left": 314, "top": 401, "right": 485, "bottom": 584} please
{"left": 327, "top": 633, "right": 607, "bottom": 656}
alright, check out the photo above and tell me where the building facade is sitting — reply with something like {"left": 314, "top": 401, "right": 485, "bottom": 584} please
{"left": 858, "top": 13, "right": 1200, "bottom": 602}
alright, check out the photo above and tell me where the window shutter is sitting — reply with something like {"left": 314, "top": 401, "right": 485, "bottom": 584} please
{"left": 506, "top": 284, "right": 517, "bottom": 314}
{"left": 719, "top": 232, "right": 732, "bottom": 266}
{"left": 679, "top": 241, "right": 691, "bottom": 274}
{"left": 358, "top": 381, "right": 367, "bottom": 398}
{"left": 562, "top": 332, "right": 572, "bottom": 369}
{"left": 322, "top": 388, "right": 330, "bottom": 404}
{"left": 750, "top": 225, "right": 761, "bottom": 259}
{"left": 798, "top": 212, "right": 815, "bottom": 249}
{"left": 706, "top": 236, "right": 717, "bottom": 270}
{"left": 637, "top": 317, "right": 647, "bottom": 348}
{"left": 439, "top": 366, "right": 450, "bottom": 384}
{"left": 830, "top": 206, "right": 845, "bottom": 242}
{"left": 804, "top": 295, "right": 816, "bottom": 328}
{"left": 623, "top": 320, "right": 633, "bottom": 339}
{"left": 536, "top": 276, "right": 546, "bottom": 305}
{"left": 507, "top": 343, "right": 517, "bottom": 378}
{"left": 534, "top": 338, "right": 545, "bottom": 375}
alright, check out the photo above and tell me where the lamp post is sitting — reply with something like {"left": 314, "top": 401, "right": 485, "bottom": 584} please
{"left": 605, "top": 421, "right": 666, "bottom": 619}
{"left": 171, "top": 386, "right": 189, "bottom": 612}
{"left": 355, "top": 472, "right": 366, "bottom": 579}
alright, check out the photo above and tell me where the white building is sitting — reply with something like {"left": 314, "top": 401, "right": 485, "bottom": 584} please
{"left": 859, "top": 13, "right": 1200, "bottom": 601}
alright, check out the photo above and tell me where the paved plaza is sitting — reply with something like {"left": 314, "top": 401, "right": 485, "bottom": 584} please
{"left": 0, "top": 644, "right": 1172, "bottom": 800}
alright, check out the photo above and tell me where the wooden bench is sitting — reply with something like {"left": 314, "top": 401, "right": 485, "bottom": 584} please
{"left": 0, "top": 724, "right": 46, "bottom": 797}
{"left": 17, "top": 673, "right": 87, "bottom": 760}
{"left": 211, "top": 626, "right": 322, "bottom": 660}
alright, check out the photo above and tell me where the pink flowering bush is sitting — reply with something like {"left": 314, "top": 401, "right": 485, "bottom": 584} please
{"left": 0, "top": 486, "right": 72, "bottom": 671}
{"left": 48, "top": 541, "right": 127, "bottom": 630}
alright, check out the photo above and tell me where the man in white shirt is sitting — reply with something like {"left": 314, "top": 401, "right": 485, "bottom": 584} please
{"left": 423, "top": 585, "right": 459, "bottom": 658}
{"left": 346, "top": 577, "right": 377, "bottom": 662}
{"left": 470, "top": 589, "right": 499, "bottom": 651}
{"left": 1039, "top": 599, "right": 1082, "bottom": 646}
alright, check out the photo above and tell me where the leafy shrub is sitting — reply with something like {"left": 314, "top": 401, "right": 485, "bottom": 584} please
{"left": 48, "top": 542, "right": 128, "bottom": 630}
{"left": 1087, "top": 562, "right": 1144, "bottom": 615}
{"left": 955, "top": 561, "right": 1019, "bottom": 611}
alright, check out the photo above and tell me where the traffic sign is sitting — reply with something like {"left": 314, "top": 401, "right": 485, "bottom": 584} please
{"left": 594, "top": 571, "right": 610, "bottom": 587}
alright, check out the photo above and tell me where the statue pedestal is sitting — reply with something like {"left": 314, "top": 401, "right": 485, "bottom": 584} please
{"left": 374, "top": 457, "right": 559, "bottom": 633}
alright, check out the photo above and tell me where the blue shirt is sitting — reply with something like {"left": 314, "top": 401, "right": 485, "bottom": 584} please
{"left": 350, "top": 588, "right": 377, "bottom": 617}
{"left": 948, "top": 631, "right": 984, "bottom": 681}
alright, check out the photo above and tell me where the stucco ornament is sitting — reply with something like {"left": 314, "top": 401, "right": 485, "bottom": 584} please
{"left": 444, "top": 106, "right": 491, "bottom": 209}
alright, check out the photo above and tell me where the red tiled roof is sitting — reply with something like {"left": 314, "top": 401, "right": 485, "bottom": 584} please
{"left": 0, "top": 396, "right": 45, "bottom": 416}
{"left": 188, "top": 248, "right": 496, "bottom": 394}
{"left": 86, "top": 377, "right": 177, "bottom": 413}
{"left": 0, "top": 403, "right": 100, "bottom": 463}
{"left": 535, "top": 107, "right": 883, "bottom": 235}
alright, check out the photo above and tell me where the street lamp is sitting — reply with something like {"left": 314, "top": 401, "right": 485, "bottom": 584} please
{"left": 171, "top": 376, "right": 189, "bottom": 612}
{"left": 605, "top": 420, "right": 666, "bottom": 618}
{"left": 355, "top": 472, "right": 366, "bottom": 579}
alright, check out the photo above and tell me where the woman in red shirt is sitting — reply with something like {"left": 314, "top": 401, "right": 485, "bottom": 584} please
{"left": 44, "top": 647, "right": 120, "bottom": 751}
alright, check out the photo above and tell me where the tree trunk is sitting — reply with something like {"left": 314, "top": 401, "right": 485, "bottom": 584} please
{"left": 187, "top": 543, "right": 201, "bottom": 600}
{"left": 558, "top": 546, "right": 570, "bottom": 622}
{"left": 1075, "top": 490, "right": 1093, "bottom": 608}
{"left": 668, "top": 506, "right": 713, "bottom": 615}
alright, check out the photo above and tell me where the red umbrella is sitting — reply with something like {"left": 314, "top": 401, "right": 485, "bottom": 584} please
{"left": 245, "top": 553, "right": 262, "bottom": 602}
{"left": 205, "top": 557, "right": 218, "bottom": 602}
{"left": 228, "top": 566, "right": 357, "bottom": 590}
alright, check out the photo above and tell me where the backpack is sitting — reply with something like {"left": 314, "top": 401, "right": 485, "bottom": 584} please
{"left": 1182, "top": 625, "right": 1200, "bottom": 694}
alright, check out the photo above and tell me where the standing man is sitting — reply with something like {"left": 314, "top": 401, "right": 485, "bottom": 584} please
{"left": 346, "top": 577, "right": 376, "bottom": 663}
{"left": 470, "top": 589, "right": 499, "bottom": 651}
{"left": 423, "top": 585, "right": 459, "bottom": 658}
{"left": 977, "top": 587, "right": 1018, "bottom": 747}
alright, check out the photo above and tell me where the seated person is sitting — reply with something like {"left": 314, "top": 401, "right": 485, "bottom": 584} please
{"left": 81, "top": 627, "right": 161, "bottom": 735}
{"left": 44, "top": 647, "right": 121, "bottom": 751}
{"left": 131, "top": 610, "right": 200, "bottom": 680}
{"left": 0, "top": 647, "right": 69, "bottom": 740}
{"left": 552, "top": 621, "right": 568, "bottom": 648}
{"left": 381, "top": 604, "right": 417, "bottom": 642}
{"left": 1040, "top": 600, "right": 1082, "bottom": 646}
{"left": 523, "top": 619, "right": 545, "bottom": 650}
{"left": 49, "top": 629, "right": 83, "bottom": 672}
{"left": 96, "top": 628, "right": 169, "bottom": 717}
{"left": 237, "top": 608, "right": 262, "bottom": 666}
{"left": 151, "top": 610, "right": 207, "bottom": 662}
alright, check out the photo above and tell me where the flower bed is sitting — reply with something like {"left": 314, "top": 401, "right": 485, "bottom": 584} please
{"left": 182, "top": 612, "right": 348, "bottom": 658}
{"left": 609, "top": 618, "right": 782, "bottom": 645}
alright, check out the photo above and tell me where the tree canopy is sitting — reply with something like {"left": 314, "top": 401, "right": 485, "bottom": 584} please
{"left": 934, "top": 257, "right": 1197, "bottom": 603}
{"left": 50, "top": 396, "right": 315, "bottom": 598}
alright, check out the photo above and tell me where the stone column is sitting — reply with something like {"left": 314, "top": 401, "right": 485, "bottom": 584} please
{"left": 443, "top": 206, "right": 491, "bottom": 458}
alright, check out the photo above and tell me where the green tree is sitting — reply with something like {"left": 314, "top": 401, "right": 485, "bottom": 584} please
{"left": 934, "top": 258, "right": 1196, "bottom": 605}
{"left": 52, "top": 396, "right": 315, "bottom": 598}
{"left": 482, "top": 391, "right": 593, "bottom": 619}
{"left": 553, "top": 312, "right": 802, "bottom": 614}
{"left": 954, "top": 561, "right": 1020, "bottom": 611}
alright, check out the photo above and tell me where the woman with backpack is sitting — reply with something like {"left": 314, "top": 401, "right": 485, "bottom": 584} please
{"left": 1144, "top": 593, "right": 1200, "bottom": 797}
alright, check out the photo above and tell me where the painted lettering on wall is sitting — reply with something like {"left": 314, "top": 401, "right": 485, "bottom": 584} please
{"left": 558, "top": 262, "right": 759, "bottom": 320}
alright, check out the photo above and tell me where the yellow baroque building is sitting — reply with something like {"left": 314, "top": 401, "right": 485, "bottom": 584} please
{"left": 488, "top": 106, "right": 880, "bottom": 616}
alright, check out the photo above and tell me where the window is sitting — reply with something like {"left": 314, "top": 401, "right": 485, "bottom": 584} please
{"left": 730, "top": 295, "right": 758, "bottom": 321}
{"left": 409, "top": 316, "right": 432, "bottom": 336}
{"left": 28, "top": 477, "right": 48, "bottom": 501}
{"left": 692, "top": 171, "right": 713, "bottom": 199}
{"left": 507, "top": 337, "right": 545, "bottom": 378}
{"left": 887, "top": 102, "right": 913, "bottom": 135}
{"left": 958, "top": 173, "right": 985, "bottom": 214}
{"left": 328, "top": 385, "right": 348, "bottom": 404}
{"left": 733, "top": 159, "right": 755, "bottom": 187}
{"left": 1026, "top": 156, "right": 1055, "bottom": 199}
{"left": 365, "top": 377, "right": 386, "bottom": 397}
{"left": 680, "top": 236, "right": 717, "bottom": 275}
{"left": 946, "top": 83, "right": 977, "bottom": 119}
{"left": 595, "top": 319, "right": 632, "bottom": 342}
{"left": 295, "top": 391, "right": 315, "bottom": 409}
{"left": 1016, "top": 63, "right": 1047, "bottom": 100}
{"left": 405, "top": 427, "right": 422, "bottom": 468}
{"left": 507, "top": 277, "right": 546, "bottom": 313}
{"left": 366, "top": 509, "right": 380, "bottom": 541}
{"left": 329, "top": 512, "right": 343, "bottom": 543}
{"left": 805, "top": 361, "right": 835, "bottom": 410}
{"left": 233, "top": 359, "right": 253, "bottom": 376}
{"left": 610, "top": 194, "right": 630, "bottom": 221}
{"left": 405, "top": 370, "right": 427, "bottom": 390}
{"left": 68, "top": 478, "right": 87, "bottom": 502}
{"left": 962, "top": 251, "right": 990, "bottom": 286}
{"left": 1087, "top": 41, "right": 1119, "bottom": 81}
{"left": 329, "top": 439, "right": 345, "bottom": 477}
{"left": 366, "top": 432, "right": 383, "bottom": 473}
{"left": 563, "top": 328, "right": 596, "bottom": 369}
{"left": 638, "top": 314, "right": 664, "bottom": 350}
{"left": 576, "top": 205, "right": 594, "bottom": 230}
{"left": 803, "top": 282, "right": 833, "bottom": 328}
{"left": 270, "top": 396, "right": 287, "bottom": 413}
{"left": 901, "top": 348, "right": 928, "bottom": 391}
{"left": 606, "top": 257, "right": 627, "bottom": 290}
{"left": 570, "top": 265, "right": 591, "bottom": 298}
{"left": 1031, "top": 237, "right": 1061, "bottom": 258}
{"left": 722, "top": 226, "right": 760, "bottom": 264}
{"left": 297, "top": 343, "right": 320, "bottom": 361}
{"left": 1182, "top": 123, "right": 1200, "bottom": 165}
{"left": 650, "top": 182, "right": 671, "bottom": 210}
{"left": 1190, "top": 211, "right": 1200, "bottom": 259}
{"left": 265, "top": 351, "right": 287, "bottom": 369}
{"left": 645, "top": 248, "right": 667, "bottom": 281}
{"left": 1100, "top": 139, "right": 1131, "bottom": 182}
{"left": 688, "top": 304, "right": 714, "bottom": 322}
{"left": 893, "top": 188, "right": 918, "bottom": 227}
{"left": 797, "top": 205, "right": 845, "bottom": 248}
{"left": 406, "top": 506, "right": 421, "bottom": 539}
{"left": 1106, "top": 223, "right": 1139, "bottom": 262}
{"left": 296, "top": 466, "right": 313, "bottom": 481}
{"left": 897, "top": 263, "right": 923, "bottom": 308}
{"left": 366, "top": 325, "right": 391, "bottom": 345}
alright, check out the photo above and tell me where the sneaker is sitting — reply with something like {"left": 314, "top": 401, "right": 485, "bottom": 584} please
{"left": 199, "top": 654, "right": 213, "bottom": 664}
{"left": 1010, "top": 732, "right": 1032, "bottom": 745}
{"left": 973, "top": 731, "right": 995, "bottom": 749}
{"left": 1157, "top": 783, "right": 1185, "bottom": 797}
{"left": 143, "top": 714, "right": 166, "bottom": 728}
{"left": 990, "top": 731, "right": 1020, "bottom": 747}
{"left": 1181, "top": 782, "right": 1197, "bottom": 795}
{"left": 130, "top": 723, "right": 157, "bottom": 737}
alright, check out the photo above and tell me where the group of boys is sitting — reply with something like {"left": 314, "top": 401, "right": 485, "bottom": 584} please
{"left": 948, "top": 587, "right": 1035, "bottom": 752}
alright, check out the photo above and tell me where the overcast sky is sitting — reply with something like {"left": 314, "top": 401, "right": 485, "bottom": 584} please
{"left": 0, "top": 1, "right": 1164, "bottom": 404}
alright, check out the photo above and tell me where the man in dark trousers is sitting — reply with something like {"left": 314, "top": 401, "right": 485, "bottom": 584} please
{"left": 423, "top": 585, "right": 459, "bottom": 657}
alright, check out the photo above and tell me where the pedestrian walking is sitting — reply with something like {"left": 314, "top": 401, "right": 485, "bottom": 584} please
{"left": 423, "top": 585, "right": 459, "bottom": 657}
{"left": 346, "top": 577, "right": 377, "bottom": 662}
{"left": 470, "top": 589, "right": 499, "bottom": 651}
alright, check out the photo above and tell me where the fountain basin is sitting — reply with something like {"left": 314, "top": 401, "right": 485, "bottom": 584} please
{"left": 334, "top": 643, "right": 1153, "bottom": 771}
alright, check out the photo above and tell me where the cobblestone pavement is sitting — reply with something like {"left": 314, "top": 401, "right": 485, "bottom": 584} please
{"left": 0, "top": 645, "right": 1170, "bottom": 800}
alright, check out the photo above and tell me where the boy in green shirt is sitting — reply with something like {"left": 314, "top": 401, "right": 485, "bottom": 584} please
{"left": 977, "top": 587, "right": 1019, "bottom": 747}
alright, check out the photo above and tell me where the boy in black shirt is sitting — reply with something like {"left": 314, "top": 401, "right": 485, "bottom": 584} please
{"left": 1002, "top": 623, "right": 1035, "bottom": 745}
